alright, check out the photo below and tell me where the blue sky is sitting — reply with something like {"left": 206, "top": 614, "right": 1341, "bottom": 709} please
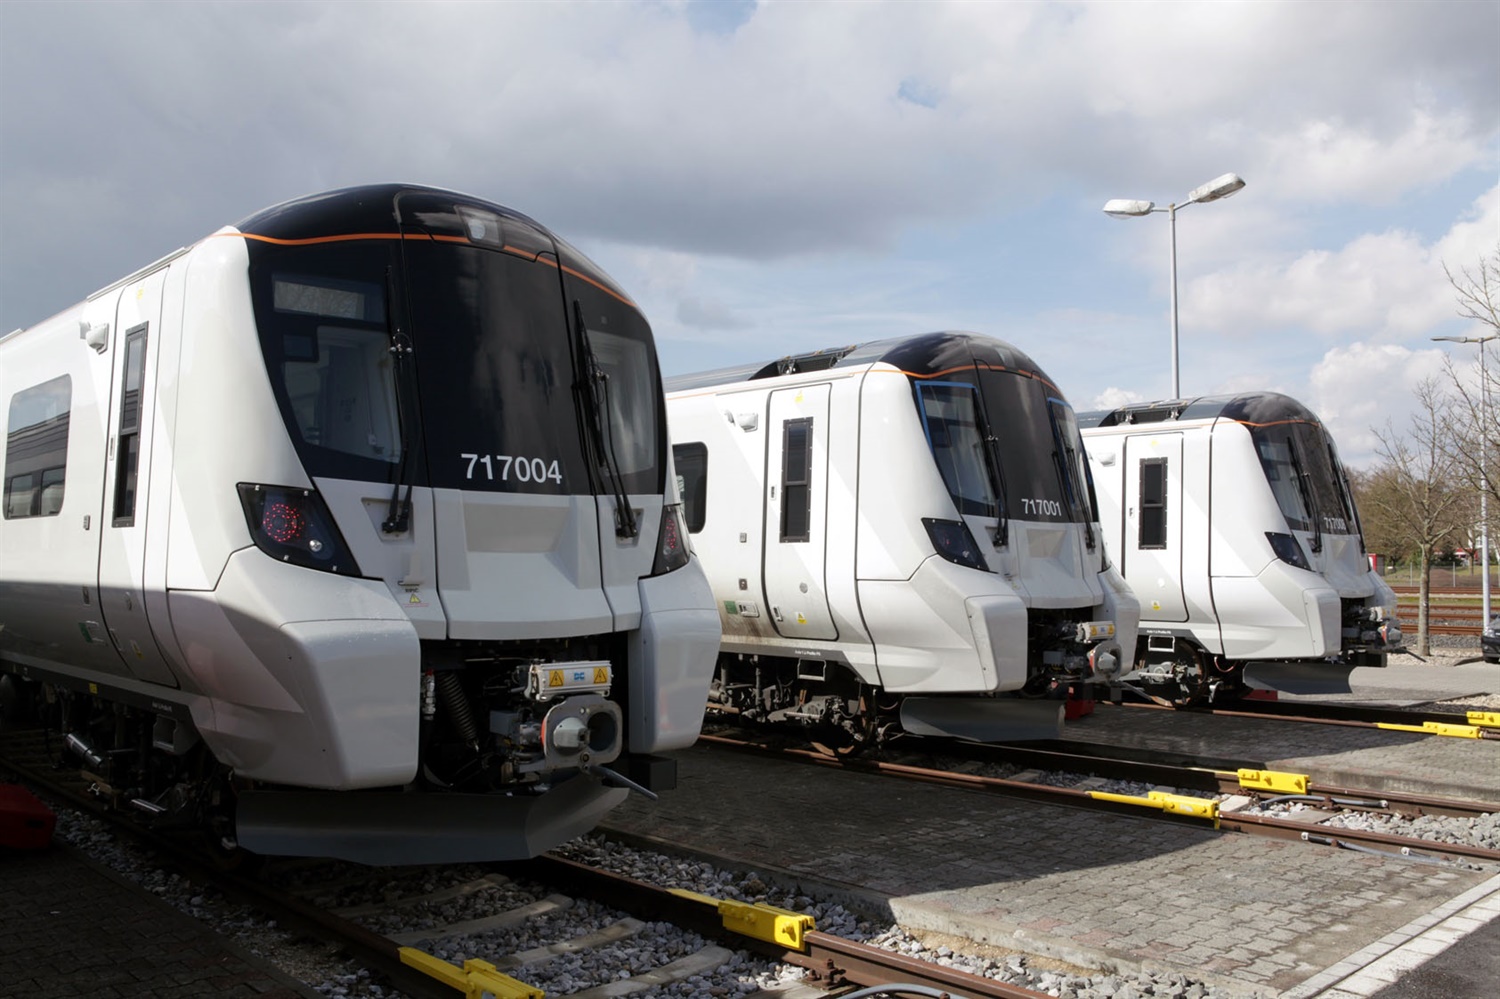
{"left": 2, "top": 0, "right": 1496, "bottom": 466}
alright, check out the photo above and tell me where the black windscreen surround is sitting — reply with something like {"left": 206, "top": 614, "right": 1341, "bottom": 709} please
{"left": 243, "top": 185, "right": 667, "bottom": 498}
{"left": 250, "top": 241, "right": 407, "bottom": 486}
{"left": 1249, "top": 420, "right": 1353, "bottom": 536}
{"left": 975, "top": 368, "right": 1075, "bottom": 522}
{"left": 401, "top": 240, "right": 590, "bottom": 493}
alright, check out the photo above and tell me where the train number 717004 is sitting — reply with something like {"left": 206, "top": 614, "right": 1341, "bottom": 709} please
{"left": 461, "top": 453, "right": 563, "bottom": 485}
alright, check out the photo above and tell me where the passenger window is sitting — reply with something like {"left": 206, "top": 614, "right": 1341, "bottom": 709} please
{"left": 780, "top": 418, "right": 812, "bottom": 543}
{"left": 672, "top": 442, "right": 708, "bottom": 533}
{"left": 3, "top": 374, "right": 71, "bottom": 520}
{"left": 113, "top": 326, "right": 148, "bottom": 526}
{"left": 1139, "top": 457, "right": 1167, "bottom": 549}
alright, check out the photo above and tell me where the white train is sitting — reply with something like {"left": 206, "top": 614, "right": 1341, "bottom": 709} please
{"left": 1078, "top": 393, "right": 1401, "bottom": 704}
{"left": 665, "top": 332, "right": 1138, "bottom": 744}
{"left": 0, "top": 185, "right": 721, "bottom": 863}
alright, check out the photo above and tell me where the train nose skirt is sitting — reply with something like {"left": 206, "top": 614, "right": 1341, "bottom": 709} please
{"left": 1242, "top": 661, "right": 1356, "bottom": 696}
{"left": 235, "top": 778, "right": 630, "bottom": 865}
{"left": 899, "top": 697, "right": 1064, "bottom": 742}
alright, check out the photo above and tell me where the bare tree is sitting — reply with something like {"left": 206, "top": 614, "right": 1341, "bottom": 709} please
{"left": 1440, "top": 244, "right": 1499, "bottom": 595}
{"left": 1364, "top": 378, "right": 1468, "bottom": 655}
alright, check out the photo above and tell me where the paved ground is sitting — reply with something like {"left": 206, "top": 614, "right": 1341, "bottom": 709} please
{"left": 0, "top": 844, "right": 320, "bottom": 999}
{"left": 602, "top": 685, "right": 1500, "bottom": 997}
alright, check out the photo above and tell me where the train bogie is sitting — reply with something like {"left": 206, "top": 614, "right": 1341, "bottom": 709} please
{"left": 1, "top": 185, "right": 721, "bottom": 863}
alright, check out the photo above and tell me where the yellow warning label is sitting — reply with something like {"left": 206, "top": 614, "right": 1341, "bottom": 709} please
{"left": 796, "top": 612, "right": 807, "bottom": 624}
{"left": 594, "top": 667, "right": 609, "bottom": 684}
{"left": 548, "top": 670, "right": 564, "bottom": 687}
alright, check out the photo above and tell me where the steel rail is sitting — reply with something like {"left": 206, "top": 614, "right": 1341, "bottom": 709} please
{"left": 1158, "top": 698, "right": 1500, "bottom": 736}
{"left": 696, "top": 733, "right": 1500, "bottom": 864}
{"left": 943, "top": 738, "right": 1500, "bottom": 818}
{"left": 519, "top": 855, "right": 1054, "bottom": 999}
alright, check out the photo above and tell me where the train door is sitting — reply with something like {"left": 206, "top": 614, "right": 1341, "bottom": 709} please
{"left": 96, "top": 271, "right": 178, "bottom": 686}
{"left": 762, "top": 385, "right": 837, "bottom": 640}
{"left": 1122, "top": 433, "right": 1187, "bottom": 621}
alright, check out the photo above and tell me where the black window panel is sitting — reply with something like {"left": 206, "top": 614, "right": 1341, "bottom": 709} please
{"left": 4, "top": 374, "right": 71, "bottom": 520}
{"left": 405, "top": 241, "right": 593, "bottom": 493}
{"left": 1139, "top": 457, "right": 1167, "bottom": 549}
{"left": 974, "top": 369, "right": 1077, "bottom": 522}
{"left": 915, "top": 383, "right": 1000, "bottom": 518}
{"left": 780, "top": 418, "right": 812, "bottom": 542}
{"left": 250, "top": 242, "right": 406, "bottom": 485}
{"left": 559, "top": 246, "right": 664, "bottom": 497}
{"left": 672, "top": 442, "right": 708, "bottom": 533}
{"left": 113, "top": 326, "right": 148, "bottom": 526}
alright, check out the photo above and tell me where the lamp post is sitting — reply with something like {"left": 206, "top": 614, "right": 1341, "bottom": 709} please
{"left": 1432, "top": 333, "right": 1496, "bottom": 626}
{"left": 1103, "top": 172, "right": 1246, "bottom": 399}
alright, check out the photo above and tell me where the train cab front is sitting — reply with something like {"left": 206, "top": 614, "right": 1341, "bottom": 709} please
{"left": 869, "top": 334, "right": 1136, "bottom": 742}
{"left": 219, "top": 186, "right": 718, "bottom": 864}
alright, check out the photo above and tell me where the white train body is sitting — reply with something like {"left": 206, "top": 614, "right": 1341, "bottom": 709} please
{"left": 0, "top": 185, "right": 720, "bottom": 863}
{"left": 666, "top": 333, "right": 1138, "bottom": 743}
{"left": 1079, "top": 393, "right": 1400, "bottom": 702}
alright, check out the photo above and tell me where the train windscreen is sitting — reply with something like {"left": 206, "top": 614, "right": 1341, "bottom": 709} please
{"left": 249, "top": 238, "right": 661, "bottom": 497}
{"left": 1249, "top": 422, "right": 1353, "bottom": 535}
{"left": 915, "top": 382, "right": 1001, "bottom": 517}
{"left": 977, "top": 369, "right": 1081, "bottom": 523}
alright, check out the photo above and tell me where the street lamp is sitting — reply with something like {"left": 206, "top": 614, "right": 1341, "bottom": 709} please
{"left": 1432, "top": 333, "right": 1497, "bottom": 626}
{"left": 1103, "top": 172, "right": 1247, "bottom": 399}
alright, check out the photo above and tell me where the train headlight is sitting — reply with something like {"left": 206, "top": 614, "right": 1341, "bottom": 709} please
{"left": 651, "top": 502, "right": 692, "bottom": 575}
{"left": 922, "top": 518, "right": 990, "bottom": 572}
{"left": 237, "top": 483, "right": 362, "bottom": 576}
{"left": 1266, "top": 532, "right": 1311, "bottom": 570}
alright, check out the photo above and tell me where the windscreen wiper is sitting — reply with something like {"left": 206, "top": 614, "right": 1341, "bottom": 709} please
{"left": 572, "top": 301, "right": 639, "bottom": 539}
{"left": 381, "top": 268, "right": 415, "bottom": 534}
{"left": 1288, "top": 436, "right": 1322, "bottom": 553}
{"left": 1063, "top": 442, "right": 1097, "bottom": 550}
{"left": 981, "top": 432, "right": 1010, "bottom": 547}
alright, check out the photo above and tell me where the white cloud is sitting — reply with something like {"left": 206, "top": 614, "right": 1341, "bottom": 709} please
{"left": 1307, "top": 343, "right": 1450, "bottom": 467}
{"left": 1186, "top": 183, "right": 1500, "bottom": 342}
{"left": 1090, "top": 386, "right": 1146, "bottom": 411}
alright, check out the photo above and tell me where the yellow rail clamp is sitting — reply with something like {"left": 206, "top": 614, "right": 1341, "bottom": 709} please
{"left": 1377, "top": 721, "right": 1485, "bottom": 739}
{"left": 1087, "top": 790, "right": 1220, "bottom": 828}
{"left": 399, "top": 946, "right": 544, "bottom": 999}
{"left": 1237, "top": 768, "right": 1309, "bottom": 795}
{"left": 1467, "top": 711, "right": 1500, "bottom": 729}
{"left": 670, "top": 888, "right": 814, "bottom": 950}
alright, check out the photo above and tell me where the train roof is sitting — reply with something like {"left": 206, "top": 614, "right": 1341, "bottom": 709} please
{"left": 665, "top": 331, "right": 1056, "bottom": 394}
{"left": 235, "top": 183, "right": 540, "bottom": 240}
{"left": 1076, "top": 391, "right": 1323, "bottom": 430}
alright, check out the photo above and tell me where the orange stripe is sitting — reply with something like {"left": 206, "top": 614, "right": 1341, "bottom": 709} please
{"left": 899, "top": 362, "right": 1061, "bottom": 396}
{"left": 1230, "top": 418, "right": 1320, "bottom": 429}
{"left": 219, "top": 231, "right": 638, "bottom": 310}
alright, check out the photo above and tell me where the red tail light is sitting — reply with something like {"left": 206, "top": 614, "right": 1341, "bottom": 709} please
{"left": 237, "top": 484, "right": 361, "bottom": 576}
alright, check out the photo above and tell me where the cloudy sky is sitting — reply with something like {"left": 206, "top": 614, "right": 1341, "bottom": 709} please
{"left": 3, "top": 0, "right": 1496, "bottom": 465}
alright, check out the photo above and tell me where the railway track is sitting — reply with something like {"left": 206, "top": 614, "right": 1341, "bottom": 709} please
{"left": 1, "top": 721, "right": 1061, "bottom": 999}
{"left": 697, "top": 730, "right": 1500, "bottom": 865}
{"left": 1116, "top": 697, "right": 1500, "bottom": 740}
